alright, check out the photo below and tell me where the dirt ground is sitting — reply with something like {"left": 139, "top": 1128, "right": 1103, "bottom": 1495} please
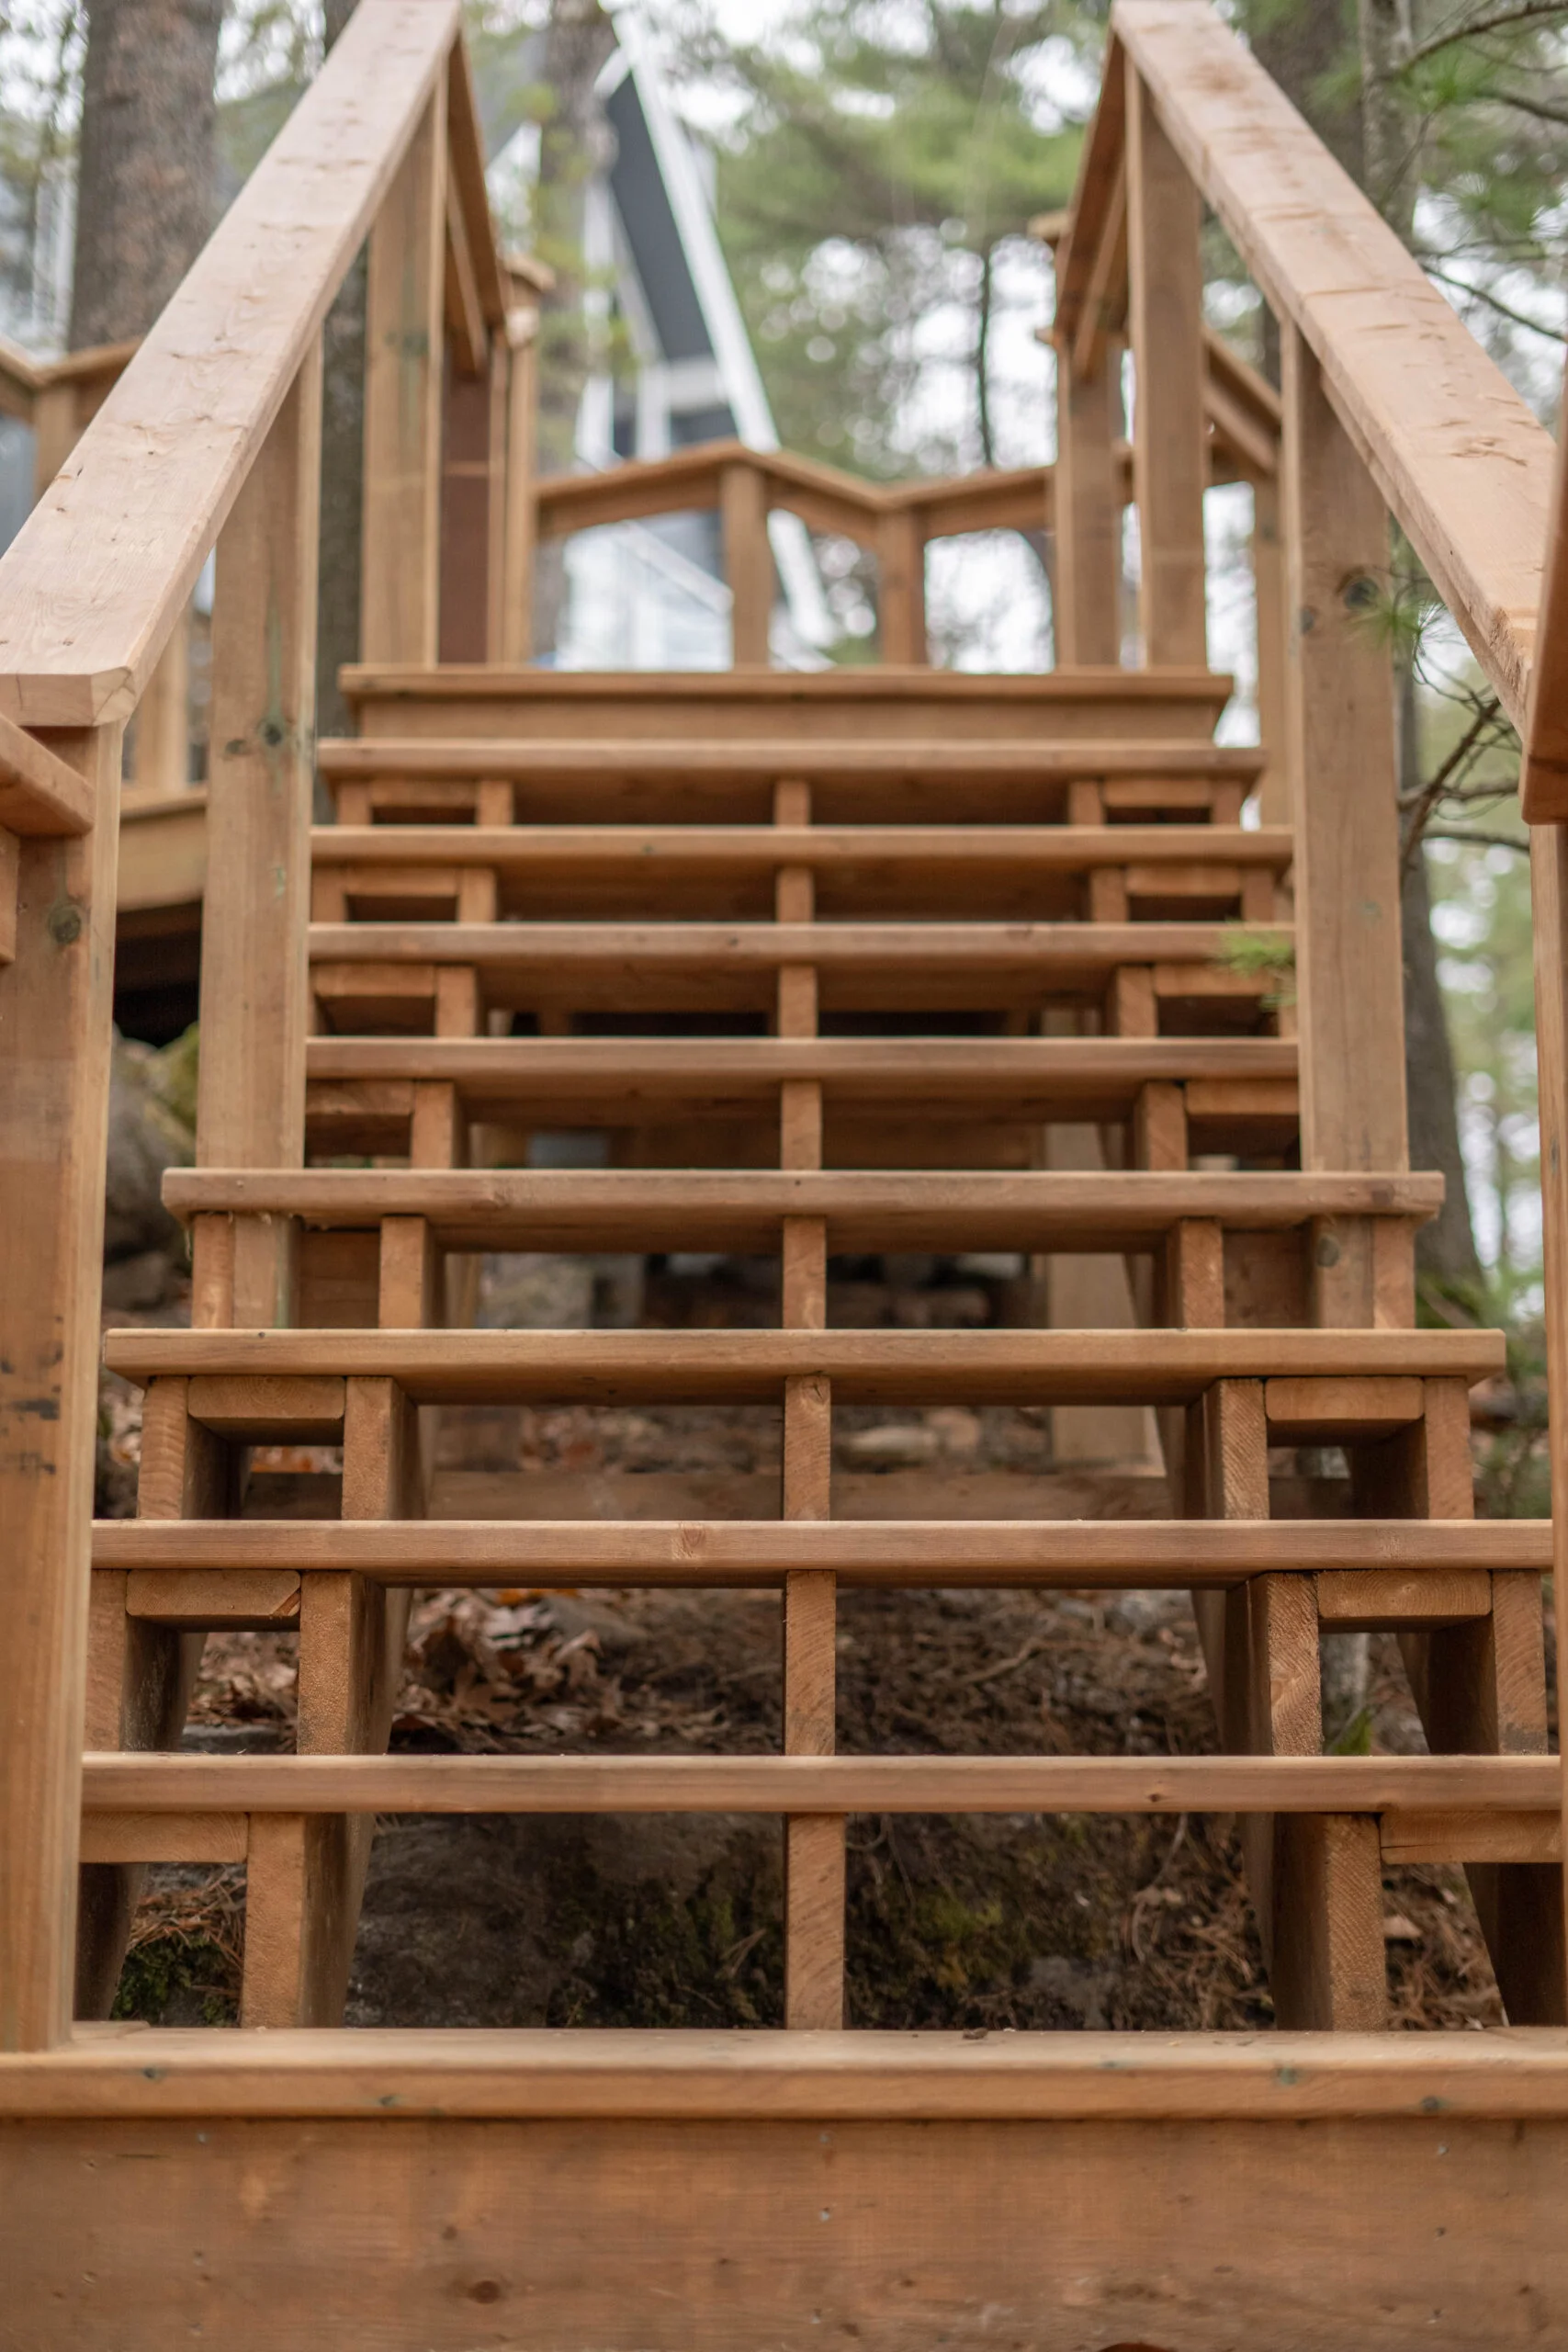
{"left": 101, "top": 1257, "right": 1536, "bottom": 2035}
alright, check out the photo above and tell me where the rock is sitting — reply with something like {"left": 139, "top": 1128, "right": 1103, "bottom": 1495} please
{"left": 101, "top": 1247, "right": 182, "bottom": 1312}
{"left": 840, "top": 1421, "right": 942, "bottom": 1467}
{"left": 105, "top": 1025, "right": 196, "bottom": 1263}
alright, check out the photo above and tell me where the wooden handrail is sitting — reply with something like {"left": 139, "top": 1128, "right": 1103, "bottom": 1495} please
{"left": 0, "top": 0, "right": 516, "bottom": 2052}
{"left": 1110, "top": 0, "right": 1552, "bottom": 733}
{"left": 0, "top": 0, "right": 478, "bottom": 729}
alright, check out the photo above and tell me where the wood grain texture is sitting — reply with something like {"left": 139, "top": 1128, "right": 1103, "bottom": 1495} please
{"left": 1113, "top": 0, "right": 1553, "bottom": 729}
{"left": 1281, "top": 323, "right": 1406, "bottom": 1176}
{"left": 0, "top": 4, "right": 462, "bottom": 727}
{"left": 7, "top": 2023, "right": 1568, "bottom": 2119}
{"left": 101, "top": 1323, "right": 1506, "bottom": 1408}
{"left": 0, "top": 726, "right": 122, "bottom": 2049}
{"left": 79, "top": 1748, "right": 1558, "bottom": 1819}
{"left": 363, "top": 83, "right": 446, "bottom": 667}
{"left": 1125, "top": 65, "right": 1207, "bottom": 665}
{"left": 162, "top": 1166, "right": 1443, "bottom": 1253}
{"left": 6, "top": 2108, "right": 1568, "bottom": 2348}
{"left": 197, "top": 344, "right": 321, "bottom": 1233}
{"left": 88, "top": 1514, "right": 1552, "bottom": 1587}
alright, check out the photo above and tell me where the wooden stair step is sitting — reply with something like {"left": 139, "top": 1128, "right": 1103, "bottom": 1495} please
{"left": 310, "top": 920, "right": 1282, "bottom": 975}
{"left": 310, "top": 821, "right": 1294, "bottom": 877}
{"left": 318, "top": 737, "right": 1263, "bottom": 827}
{"left": 164, "top": 1166, "right": 1441, "bottom": 1251}
{"left": 319, "top": 738, "right": 1263, "bottom": 784}
{"left": 92, "top": 1514, "right": 1547, "bottom": 1589}
{"left": 337, "top": 663, "right": 1235, "bottom": 733}
{"left": 80, "top": 1749, "right": 1560, "bottom": 1848}
{"left": 303, "top": 1035, "right": 1297, "bottom": 1121}
{"left": 309, "top": 922, "right": 1285, "bottom": 1022}
{"left": 102, "top": 1324, "right": 1503, "bottom": 1410}
{"left": 8, "top": 2024, "right": 1568, "bottom": 2122}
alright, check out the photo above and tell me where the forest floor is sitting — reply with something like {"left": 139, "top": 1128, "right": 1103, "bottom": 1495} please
{"left": 98, "top": 1255, "right": 1534, "bottom": 2036}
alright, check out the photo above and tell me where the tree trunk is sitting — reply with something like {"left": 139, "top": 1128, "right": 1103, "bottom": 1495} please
{"left": 1399, "top": 663, "right": 1484, "bottom": 1294}
{"left": 69, "top": 0, "right": 223, "bottom": 350}
{"left": 315, "top": 0, "right": 367, "bottom": 754}
{"left": 532, "top": 0, "right": 618, "bottom": 657}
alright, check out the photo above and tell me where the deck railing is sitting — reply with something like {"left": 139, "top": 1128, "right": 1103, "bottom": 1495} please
{"left": 0, "top": 0, "right": 516, "bottom": 2053}
{"left": 1062, "top": 0, "right": 1563, "bottom": 1957}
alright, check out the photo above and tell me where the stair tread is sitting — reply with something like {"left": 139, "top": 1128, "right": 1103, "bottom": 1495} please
{"left": 12, "top": 2024, "right": 1568, "bottom": 2121}
{"left": 92, "top": 1516, "right": 1547, "bottom": 1582}
{"left": 303, "top": 1035, "right": 1298, "bottom": 1108}
{"left": 79, "top": 1748, "right": 1558, "bottom": 1816}
{"left": 309, "top": 920, "right": 1287, "bottom": 965}
{"left": 164, "top": 1165, "right": 1440, "bottom": 1248}
{"left": 319, "top": 735, "right": 1262, "bottom": 779}
{"left": 338, "top": 664, "right": 1234, "bottom": 707}
{"left": 103, "top": 1323, "right": 1504, "bottom": 1402}
{"left": 311, "top": 821, "right": 1293, "bottom": 869}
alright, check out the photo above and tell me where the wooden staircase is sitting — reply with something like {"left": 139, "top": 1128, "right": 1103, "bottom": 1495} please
{"left": 6, "top": 3, "right": 1568, "bottom": 2345}
{"left": 92, "top": 656, "right": 1552, "bottom": 2042}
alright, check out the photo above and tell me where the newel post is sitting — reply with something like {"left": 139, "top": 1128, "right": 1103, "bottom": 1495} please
{"left": 192, "top": 339, "right": 323, "bottom": 1329}
{"left": 363, "top": 81, "right": 448, "bottom": 665}
{"left": 722, "top": 458, "right": 773, "bottom": 667}
{"left": 1278, "top": 323, "right": 1406, "bottom": 1189}
{"left": 0, "top": 720, "right": 125, "bottom": 2048}
{"left": 1053, "top": 268, "right": 1122, "bottom": 667}
{"left": 1124, "top": 67, "right": 1207, "bottom": 666}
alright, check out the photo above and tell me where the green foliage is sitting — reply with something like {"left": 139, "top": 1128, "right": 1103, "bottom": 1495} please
{"left": 674, "top": 1, "right": 1091, "bottom": 478}
{"left": 1217, "top": 925, "right": 1295, "bottom": 1008}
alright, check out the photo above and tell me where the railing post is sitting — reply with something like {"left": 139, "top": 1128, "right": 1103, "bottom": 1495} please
{"left": 0, "top": 721, "right": 123, "bottom": 2049}
{"left": 1054, "top": 268, "right": 1122, "bottom": 667}
{"left": 501, "top": 300, "right": 539, "bottom": 664}
{"left": 1125, "top": 69, "right": 1206, "bottom": 666}
{"left": 722, "top": 458, "right": 773, "bottom": 667}
{"left": 876, "top": 505, "right": 928, "bottom": 665}
{"left": 194, "top": 339, "right": 322, "bottom": 1317}
{"left": 1252, "top": 472, "right": 1291, "bottom": 823}
{"left": 363, "top": 82, "right": 447, "bottom": 665}
{"left": 1280, "top": 325, "right": 1405, "bottom": 1182}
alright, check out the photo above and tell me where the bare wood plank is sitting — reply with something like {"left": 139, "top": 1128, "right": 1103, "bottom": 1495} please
{"left": 0, "top": 825, "right": 15, "bottom": 963}
{"left": 11, "top": 2020, "right": 1568, "bottom": 2121}
{"left": 0, "top": 724, "right": 123, "bottom": 2050}
{"left": 318, "top": 737, "right": 1262, "bottom": 782}
{"left": 301, "top": 1033, "right": 1298, "bottom": 1112}
{"left": 1280, "top": 322, "right": 1406, "bottom": 1175}
{"left": 307, "top": 917, "right": 1278, "bottom": 979}
{"left": 163, "top": 1166, "right": 1443, "bottom": 1251}
{"left": 442, "top": 34, "right": 507, "bottom": 334}
{"left": 1115, "top": 0, "right": 1552, "bottom": 730}
{"left": 500, "top": 303, "right": 537, "bottom": 663}
{"left": 79, "top": 1815, "right": 249, "bottom": 1866}
{"left": 0, "top": 711, "right": 95, "bottom": 836}
{"left": 91, "top": 1516, "right": 1551, "bottom": 1587}
{"left": 1124, "top": 64, "right": 1206, "bottom": 665}
{"left": 722, "top": 461, "right": 772, "bottom": 669}
{"left": 0, "top": 3, "right": 462, "bottom": 728}
{"left": 124, "top": 1569, "right": 301, "bottom": 1629}
{"left": 104, "top": 1325, "right": 1506, "bottom": 1410}
{"left": 310, "top": 820, "right": 1294, "bottom": 877}
{"left": 80, "top": 1749, "right": 1558, "bottom": 1818}
{"left": 194, "top": 340, "right": 321, "bottom": 1333}
{"left": 362, "top": 77, "right": 446, "bottom": 665}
